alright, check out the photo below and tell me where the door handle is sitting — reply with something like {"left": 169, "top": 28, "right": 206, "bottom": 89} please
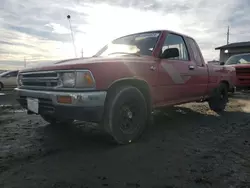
{"left": 189, "top": 65, "right": 195, "bottom": 70}
{"left": 150, "top": 66, "right": 156, "bottom": 71}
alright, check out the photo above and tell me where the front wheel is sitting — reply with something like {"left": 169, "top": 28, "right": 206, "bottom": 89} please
{"left": 208, "top": 83, "right": 228, "bottom": 112}
{"left": 41, "top": 114, "right": 74, "bottom": 125}
{"left": 103, "top": 86, "right": 148, "bottom": 144}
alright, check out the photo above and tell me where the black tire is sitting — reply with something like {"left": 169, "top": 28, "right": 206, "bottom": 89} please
{"left": 41, "top": 114, "right": 74, "bottom": 125}
{"left": 208, "top": 83, "right": 228, "bottom": 112}
{"left": 103, "top": 86, "right": 148, "bottom": 144}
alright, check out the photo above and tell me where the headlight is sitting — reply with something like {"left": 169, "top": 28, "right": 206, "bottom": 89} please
{"left": 59, "top": 71, "right": 95, "bottom": 88}
{"left": 60, "top": 72, "right": 76, "bottom": 88}
{"left": 17, "top": 73, "right": 23, "bottom": 86}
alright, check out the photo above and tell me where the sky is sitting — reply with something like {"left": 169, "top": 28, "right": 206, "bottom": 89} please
{"left": 0, "top": 0, "right": 250, "bottom": 70}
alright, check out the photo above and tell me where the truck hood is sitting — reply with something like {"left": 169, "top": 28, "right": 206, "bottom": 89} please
{"left": 20, "top": 55, "right": 155, "bottom": 72}
{"left": 208, "top": 63, "right": 235, "bottom": 72}
{"left": 225, "top": 64, "right": 250, "bottom": 69}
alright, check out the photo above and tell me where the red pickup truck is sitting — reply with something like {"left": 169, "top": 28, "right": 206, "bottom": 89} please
{"left": 220, "top": 53, "right": 250, "bottom": 90}
{"left": 16, "top": 30, "right": 236, "bottom": 144}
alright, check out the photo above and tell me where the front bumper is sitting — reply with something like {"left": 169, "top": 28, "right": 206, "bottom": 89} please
{"left": 15, "top": 88, "right": 107, "bottom": 122}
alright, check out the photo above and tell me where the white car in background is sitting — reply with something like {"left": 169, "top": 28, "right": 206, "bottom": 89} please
{"left": 0, "top": 70, "right": 19, "bottom": 91}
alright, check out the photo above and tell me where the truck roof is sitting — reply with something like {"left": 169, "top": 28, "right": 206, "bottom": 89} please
{"left": 115, "top": 30, "right": 194, "bottom": 41}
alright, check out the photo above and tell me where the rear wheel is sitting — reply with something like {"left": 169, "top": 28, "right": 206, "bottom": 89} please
{"left": 103, "top": 86, "right": 148, "bottom": 144}
{"left": 41, "top": 114, "right": 74, "bottom": 125}
{"left": 208, "top": 83, "right": 228, "bottom": 112}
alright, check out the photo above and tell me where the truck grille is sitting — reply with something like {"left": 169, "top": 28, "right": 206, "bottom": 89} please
{"left": 21, "top": 71, "right": 60, "bottom": 89}
{"left": 236, "top": 68, "right": 250, "bottom": 76}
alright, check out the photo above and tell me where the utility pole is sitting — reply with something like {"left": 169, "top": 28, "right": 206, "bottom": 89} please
{"left": 24, "top": 57, "right": 26, "bottom": 68}
{"left": 227, "top": 26, "right": 230, "bottom": 45}
{"left": 81, "top": 48, "right": 83, "bottom": 58}
{"left": 67, "top": 15, "right": 77, "bottom": 58}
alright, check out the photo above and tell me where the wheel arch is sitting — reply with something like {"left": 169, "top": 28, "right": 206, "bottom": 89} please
{"left": 105, "top": 78, "right": 152, "bottom": 112}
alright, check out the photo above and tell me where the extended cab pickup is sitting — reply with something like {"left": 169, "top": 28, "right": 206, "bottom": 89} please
{"left": 16, "top": 30, "right": 236, "bottom": 144}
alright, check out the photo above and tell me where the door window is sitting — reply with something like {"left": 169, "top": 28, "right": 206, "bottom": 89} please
{"left": 2, "top": 73, "right": 10, "bottom": 78}
{"left": 8, "top": 71, "right": 18, "bottom": 77}
{"left": 162, "top": 33, "right": 189, "bottom": 60}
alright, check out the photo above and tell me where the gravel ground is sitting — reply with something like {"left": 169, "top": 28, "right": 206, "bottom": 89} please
{"left": 0, "top": 92, "right": 250, "bottom": 188}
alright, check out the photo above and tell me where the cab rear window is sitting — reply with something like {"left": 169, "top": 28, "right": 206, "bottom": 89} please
{"left": 187, "top": 38, "right": 203, "bottom": 66}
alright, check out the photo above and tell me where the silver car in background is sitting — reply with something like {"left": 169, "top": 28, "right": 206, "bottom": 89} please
{"left": 0, "top": 70, "right": 19, "bottom": 91}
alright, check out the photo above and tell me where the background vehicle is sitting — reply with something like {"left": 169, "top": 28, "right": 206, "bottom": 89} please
{"left": 16, "top": 30, "right": 236, "bottom": 144}
{"left": 220, "top": 53, "right": 250, "bottom": 90}
{"left": 0, "top": 70, "right": 19, "bottom": 91}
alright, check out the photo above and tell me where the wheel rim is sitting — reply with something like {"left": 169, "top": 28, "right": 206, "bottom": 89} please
{"left": 119, "top": 102, "right": 140, "bottom": 134}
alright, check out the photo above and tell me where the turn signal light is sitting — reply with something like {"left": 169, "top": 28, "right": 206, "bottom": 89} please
{"left": 57, "top": 96, "right": 72, "bottom": 104}
{"left": 84, "top": 72, "right": 94, "bottom": 86}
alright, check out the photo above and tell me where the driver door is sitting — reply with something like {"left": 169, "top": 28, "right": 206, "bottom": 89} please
{"left": 157, "top": 33, "right": 194, "bottom": 103}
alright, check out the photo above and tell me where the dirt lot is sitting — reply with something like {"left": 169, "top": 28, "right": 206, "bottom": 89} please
{"left": 0, "top": 92, "right": 250, "bottom": 188}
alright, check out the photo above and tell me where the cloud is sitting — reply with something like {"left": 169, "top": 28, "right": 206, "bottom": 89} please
{"left": 45, "top": 23, "right": 71, "bottom": 34}
{"left": 0, "top": 0, "right": 249, "bottom": 70}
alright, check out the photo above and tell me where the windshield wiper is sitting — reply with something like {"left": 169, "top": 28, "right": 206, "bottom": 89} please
{"left": 108, "top": 52, "right": 140, "bottom": 56}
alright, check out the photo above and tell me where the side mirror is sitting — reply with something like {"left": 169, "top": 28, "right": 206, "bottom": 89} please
{"left": 220, "top": 62, "right": 225, "bottom": 65}
{"left": 161, "top": 48, "right": 179, "bottom": 59}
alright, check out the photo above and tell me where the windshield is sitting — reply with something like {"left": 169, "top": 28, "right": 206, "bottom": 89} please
{"left": 95, "top": 31, "right": 161, "bottom": 57}
{"left": 225, "top": 54, "right": 250, "bottom": 65}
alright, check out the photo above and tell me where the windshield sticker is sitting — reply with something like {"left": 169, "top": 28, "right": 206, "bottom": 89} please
{"left": 239, "top": 58, "right": 249, "bottom": 64}
{"left": 138, "top": 33, "right": 159, "bottom": 37}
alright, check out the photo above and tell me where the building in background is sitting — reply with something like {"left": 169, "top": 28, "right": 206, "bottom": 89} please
{"left": 215, "top": 41, "right": 250, "bottom": 62}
